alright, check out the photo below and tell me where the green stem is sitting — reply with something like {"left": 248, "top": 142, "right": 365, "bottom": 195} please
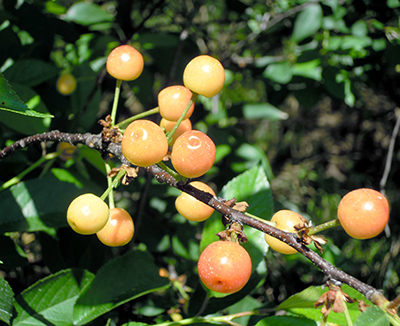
{"left": 0, "top": 152, "right": 60, "bottom": 191}
{"left": 157, "top": 161, "right": 181, "bottom": 181}
{"left": 100, "top": 169, "right": 126, "bottom": 201}
{"left": 342, "top": 301, "right": 354, "bottom": 326}
{"left": 116, "top": 107, "right": 160, "bottom": 131}
{"left": 105, "top": 163, "right": 115, "bottom": 209}
{"left": 308, "top": 219, "right": 341, "bottom": 236}
{"left": 110, "top": 79, "right": 122, "bottom": 126}
{"left": 166, "top": 93, "right": 198, "bottom": 144}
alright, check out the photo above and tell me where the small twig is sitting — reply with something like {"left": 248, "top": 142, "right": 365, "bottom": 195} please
{"left": 0, "top": 131, "right": 394, "bottom": 310}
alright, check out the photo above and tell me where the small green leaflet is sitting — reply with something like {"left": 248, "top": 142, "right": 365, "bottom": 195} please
{"left": 0, "top": 73, "right": 53, "bottom": 118}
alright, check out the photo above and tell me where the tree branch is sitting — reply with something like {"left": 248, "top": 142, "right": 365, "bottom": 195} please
{"left": 0, "top": 131, "right": 394, "bottom": 310}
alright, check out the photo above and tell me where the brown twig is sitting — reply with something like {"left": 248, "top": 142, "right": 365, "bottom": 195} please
{"left": 0, "top": 131, "right": 394, "bottom": 309}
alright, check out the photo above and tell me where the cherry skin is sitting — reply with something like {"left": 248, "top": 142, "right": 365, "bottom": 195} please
{"left": 57, "top": 73, "right": 77, "bottom": 95}
{"left": 159, "top": 118, "right": 192, "bottom": 145}
{"left": 175, "top": 181, "right": 216, "bottom": 222}
{"left": 96, "top": 208, "right": 134, "bottom": 247}
{"left": 198, "top": 241, "right": 252, "bottom": 294}
{"left": 264, "top": 210, "right": 304, "bottom": 255}
{"left": 121, "top": 120, "right": 169, "bottom": 167}
{"left": 67, "top": 193, "right": 109, "bottom": 235}
{"left": 170, "top": 130, "right": 216, "bottom": 178}
{"left": 183, "top": 55, "right": 225, "bottom": 98}
{"left": 337, "top": 188, "right": 389, "bottom": 239}
{"left": 158, "top": 85, "right": 195, "bottom": 121}
{"left": 106, "top": 45, "right": 144, "bottom": 81}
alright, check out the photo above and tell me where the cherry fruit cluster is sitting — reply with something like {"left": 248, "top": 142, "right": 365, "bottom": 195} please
{"left": 67, "top": 193, "right": 134, "bottom": 247}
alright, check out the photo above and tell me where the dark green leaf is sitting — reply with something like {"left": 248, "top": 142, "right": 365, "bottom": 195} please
{"left": 3, "top": 59, "right": 59, "bottom": 87}
{"left": 13, "top": 269, "right": 94, "bottom": 326}
{"left": 73, "top": 249, "right": 170, "bottom": 325}
{"left": 292, "top": 4, "right": 323, "bottom": 42}
{"left": 64, "top": 2, "right": 113, "bottom": 26}
{"left": 0, "top": 178, "right": 84, "bottom": 234}
{"left": 0, "top": 276, "right": 14, "bottom": 325}
{"left": 0, "top": 73, "right": 28, "bottom": 113}
{"left": 0, "top": 83, "right": 53, "bottom": 135}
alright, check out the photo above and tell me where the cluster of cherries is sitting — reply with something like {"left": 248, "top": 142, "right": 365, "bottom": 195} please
{"left": 64, "top": 44, "right": 390, "bottom": 295}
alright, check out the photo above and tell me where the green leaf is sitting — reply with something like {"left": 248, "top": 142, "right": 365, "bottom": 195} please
{"left": 293, "top": 60, "right": 322, "bottom": 81}
{"left": 292, "top": 4, "right": 323, "bottom": 42}
{"left": 243, "top": 103, "right": 289, "bottom": 120}
{"left": 73, "top": 249, "right": 170, "bottom": 325}
{"left": 0, "top": 178, "right": 84, "bottom": 234}
{"left": 0, "top": 84, "right": 53, "bottom": 135}
{"left": 3, "top": 59, "right": 59, "bottom": 87}
{"left": 13, "top": 269, "right": 94, "bottom": 326}
{"left": 354, "top": 306, "right": 389, "bottom": 326}
{"left": 256, "top": 316, "right": 317, "bottom": 326}
{"left": 278, "top": 284, "right": 373, "bottom": 325}
{"left": 263, "top": 61, "right": 293, "bottom": 84}
{"left": 0, "top": 276, "right": 14, "bottom": 325}
{"left": 0, "top": 73, "right": 28, "bottom": 112}
{"left": 64, "top": 2, "right": 113, "bottom": 26}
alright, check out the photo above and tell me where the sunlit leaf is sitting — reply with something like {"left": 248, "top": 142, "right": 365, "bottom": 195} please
{"left": 13, "top": 269, "right": 94, "bottom": 326}
{"left": 0, "top": 276, "right": 14, "bottom": 325}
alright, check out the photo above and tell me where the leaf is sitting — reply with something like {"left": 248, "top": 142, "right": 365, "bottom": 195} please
{"left": 0, "top": 84, "right": 53, "bottom": 135}
{"left": 0, "top": 276, "right": 14, "bottom": 325}
{"left": 263, "top": 61, "right": 293, "bottom": 84}
{"left": 3, "top": 59, "right": 59, "bottom": 87}
{"left": 256, "top": 316, "right": 317, "bottom": 326}
{"left": 0, "top": 73, "right": 28, "bottom": 112}
{"left": 293, "top": 60, "right": 322, "bottom": 81}
{"left": 73, "top": 249, "right": 170, "bottom": 325}
{"left": 277, "top": 284, "right": 373, "bottom": 325}
{"left": 354, "top": 306, "right": 389, "bottom": 326}
{"left": 292, "top": 4, "right": 323, "bottom": 42}
{"left": 64, "top": 2, "right": 114, "bottom": 26}
{"left": 13, "top": 269, "right": 94, "bottom": 326}
{"left": 243, "top": 103, "right": 289, "bottom": 120}
{"left": 0, "top": 178, "right": 84, "bottom": 234}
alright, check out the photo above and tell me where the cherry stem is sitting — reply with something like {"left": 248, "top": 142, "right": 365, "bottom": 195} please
{"left": 100, "top": 169, "right": 126, "bottom": 202}
{"left": 166, "top": 92, "right": 198, "bottom": 144}
{"left": 105, "top": 163, "right": 115, "bottom": 209}
{"left": 115, "top": 107, "right": 160, "bottom": 131}
{"left": 110, "top": 79, "right": 122, "bottom": 127}
{"left": 0, "top": 151, "right": 60, "bottom": 191}
{"left": 343, "top": 301, "right": 354, "bottom": 326}
{"left": 308, "top": 219, "right": 341, "bottom": 236}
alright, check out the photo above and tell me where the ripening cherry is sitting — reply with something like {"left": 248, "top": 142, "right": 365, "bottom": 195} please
{"left": 106, "top": 45, "right": 144, "bottom": 81}
{"left": 67, "top": 194, "right": 109, "bottom": 235}
{"left": 57, "top": 142, "right": 76, "bottom": 160}
{"left": 160, "top": 118, "right": 192, "bottom": 145}
{"left": 198, "top": 241, "right": 252, "bottom": 294}
{"left": 171, "top": 130, "right": 216, "bottom": 178}
{"left": 57, "top": 73, "right": 77, "bottom": 95}
{"left": 96, "top": 208, "right": 134, "bottom": 246}
{"left": 158, "top": 85, "right": 195, "bottom": 121}
{"left": 175, "top": 181, "right": 216, "bottom": 222}
{"left": 337, "top": 188, "right": 389, "bottom": 239}
{"left": 121, "top": 120, "right": 169, "bottom": 167}
{"left": 183, "top": 55, "right": 225, "bottom": 98}
{"left": 264, "top": 210, "right": 304, "bottom": 255}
